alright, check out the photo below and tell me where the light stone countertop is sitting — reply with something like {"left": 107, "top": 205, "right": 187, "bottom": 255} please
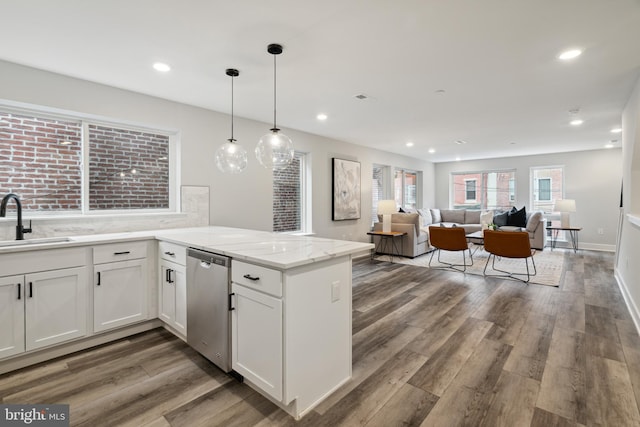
{"left": 0, "top": 226, "right": 374, "bottom": 270}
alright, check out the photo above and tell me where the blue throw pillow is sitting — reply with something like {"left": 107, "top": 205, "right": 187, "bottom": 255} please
{"left": 507, "top": 206, "right": 527, "bottom": 227}
{"left": 493, "top": 211, "right": 509, "bottom": 226}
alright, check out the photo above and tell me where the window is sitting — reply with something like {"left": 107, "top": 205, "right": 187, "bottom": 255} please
{"left": 0, "top": 107, "right": 176, "bottom": 214}
{"left": 531, "top": 167, "right": 563, "bottom": 213}
{"left": 465, "top": 179, "right": 477, "bottom": 202}
{"left": 273, "top": 152, "right": 309, "bottom": 233}
{"left": 536, "top": 178, "right": 552, "bottom": 201}
{"left": 371, "top": 164, "right": 386, "bottom": 224}
{"left": 451, "top": 170, "right": 516, "bottom": 210}
{"left": 509, "top": 178, "right": 515, "bottom": 201}
{"left": 394, "top": 169, "right": 419, "bottom": 210}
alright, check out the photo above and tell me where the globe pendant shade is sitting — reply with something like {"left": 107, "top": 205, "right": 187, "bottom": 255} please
{"left": 215, "top": 140, "right": 248, "bottom": 174}
{"left": 255, "top": 129, "right": 294, "bottom": 169}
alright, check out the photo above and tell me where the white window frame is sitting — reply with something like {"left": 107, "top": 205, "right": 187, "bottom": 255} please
{"left": 394, "top": 168, "right": 421, "bottom": 210}
{"left": 464, "top": 179, "right": 477, "bottom": 202}
{"left": 0, "top": 99, "right": 180, "bottom": 217}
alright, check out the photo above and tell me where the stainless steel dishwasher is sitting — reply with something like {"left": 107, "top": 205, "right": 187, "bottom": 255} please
{"left": 186, "top": 248, "right": 231, "bottom": 372}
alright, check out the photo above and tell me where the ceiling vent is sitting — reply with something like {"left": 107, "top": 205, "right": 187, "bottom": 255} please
{"left": 354, "top": 94, "right": 369, "bottom": 100}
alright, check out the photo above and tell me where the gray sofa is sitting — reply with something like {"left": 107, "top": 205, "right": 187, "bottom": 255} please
{"left": 371, "top": 208, "right": 546, "bottom": 257}
{"left": 429, "top": 208, "right": 546, "bottom": 250}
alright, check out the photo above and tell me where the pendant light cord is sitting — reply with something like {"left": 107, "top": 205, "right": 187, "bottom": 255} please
{"left": 272, "top": 53, "right": 278, "bottom": 131}
{"left": 230, "top": 74, "right": 235, "bottom": 142}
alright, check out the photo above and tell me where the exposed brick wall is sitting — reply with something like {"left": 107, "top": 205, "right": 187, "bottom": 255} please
{"left": 89, "top": 125, "right": 169, "bottom": 210}
{"left": 0, "top": 112, "right": 82, "bottom": 211}
{"left": 273, "top": 155, "right": 301, "bottom": 232}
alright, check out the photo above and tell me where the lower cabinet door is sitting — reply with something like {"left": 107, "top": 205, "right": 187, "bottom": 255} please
{"left": 231, "top": 283, "right": 283, "bottom": 401}
{"left": 159, "top": 261, "right": 186, "bottom": 336}
{"left": 94, "top": 259, "right": 148, "bottom": 333}
{"left": 0, "top": 275, "right": 25, "bottom": 359}
{"left": 25, "top": 267, "right": 88, "bottom": 351}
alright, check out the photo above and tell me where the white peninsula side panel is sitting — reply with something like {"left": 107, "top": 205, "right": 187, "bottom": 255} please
{"left": 283, "top": 255, "right": 352, "bottom": 418}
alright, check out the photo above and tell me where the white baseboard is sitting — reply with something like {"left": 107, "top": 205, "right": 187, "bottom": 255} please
{"left": 615, "top": 268, "right": 640, "bottom": 337}
{"left": 548, "top": 241, "right": 616, "bottom": 252}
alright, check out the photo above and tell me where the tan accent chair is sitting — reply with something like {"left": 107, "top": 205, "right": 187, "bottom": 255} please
{"left": 428, "top": 226, "right": 473, "bottom": 272}
{"left": 483, "top": 230, "right": 537, "bottom": 283}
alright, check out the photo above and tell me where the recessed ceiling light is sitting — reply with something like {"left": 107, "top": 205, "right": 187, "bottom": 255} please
{"left": 316, "top": 113, "right": 328, "bottom": 121}
{"left": 153, "top": 62, "right": 171, "bottom": 72}
{"left": 428, "top": 148, "right": 435, "bottom": 154}
{"left": 435, "top": 89, "right": 446, "bottom": 95}
{"left": 455, "top": 140, "right": 467, "bottom": 145}
{"left": 558, "top": 49, "right": 582, "bottom": 60}
{"left": 611, "top": 127, "right": 622, "bottom": 133}
{"left": 406, "top": 142, "right": 414, "bottom": 147}
{"left": 570, "top": 119, "right": 583, "bottom": 126}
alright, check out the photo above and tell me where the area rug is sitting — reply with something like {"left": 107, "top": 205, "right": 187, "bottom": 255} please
{"left": 375, "top": 246, "right": 565, "bottom": 287}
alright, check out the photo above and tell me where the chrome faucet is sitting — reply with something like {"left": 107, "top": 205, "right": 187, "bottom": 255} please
{"left": 0, "top": 193, "right": 32, "bottom": 240}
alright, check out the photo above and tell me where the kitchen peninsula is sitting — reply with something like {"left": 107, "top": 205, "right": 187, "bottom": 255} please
{"left": 0, "top": 226, "right": 373, "bottom": 419}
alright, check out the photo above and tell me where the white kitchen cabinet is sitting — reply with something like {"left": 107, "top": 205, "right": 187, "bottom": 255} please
{"left": 0, "top": 264, "right": 88, "bottom": 359}
{"left": 25, "top": 267, "right": 88, "bottom": 351}
{"left": 93, "top": 242, "right": 149, "bottom": 333}
{"left": 159, "top": 260, "right": 187, "bottom": 336}
{"left": 158, "top": 241, "right": 187, "bottom": 336}
{"left": 231, "top": 282, "right": 283, "bottom": 401}
{"left": 0, "top": 275, "right": 25, "bottom": 359}
{"left": 230, "top": 256, "right": 352, "bottom": 419}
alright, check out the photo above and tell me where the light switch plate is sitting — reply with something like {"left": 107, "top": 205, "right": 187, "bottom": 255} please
{"left": 331, "top": 280, "right": 340, "bottom": 302}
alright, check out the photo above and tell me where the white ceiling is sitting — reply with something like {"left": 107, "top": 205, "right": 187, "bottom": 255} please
{"left": 1, "top": 0, "right": 639, "bottom": 162}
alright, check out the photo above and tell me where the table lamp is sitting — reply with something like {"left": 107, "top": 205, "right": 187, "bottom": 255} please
{"left": 554, "top": 199, "right": 576, "bottom": 228}
{"left": 377, "top": 200, "right": 397, "bottom": 233}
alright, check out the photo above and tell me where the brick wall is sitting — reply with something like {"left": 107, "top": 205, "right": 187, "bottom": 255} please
{"left": 0, "top": 112, "right": 82, "bottom": 211}
{"left": 273, "top": 155, "right": 301, "bottom": 232}
{"left": 89, "top": 125, "right": 169, "bottom": 210}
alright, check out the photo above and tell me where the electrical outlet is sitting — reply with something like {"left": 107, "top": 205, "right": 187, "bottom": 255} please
{"left": 597, "top": 228, "right": 604, "bottom": 235}
{"left": 331, "top": 280, "right": 340, "bottom": 302}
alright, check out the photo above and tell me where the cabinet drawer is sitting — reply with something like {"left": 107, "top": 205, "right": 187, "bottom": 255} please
{"left": 232, "top": 260, "right": 282, "bottom": 298}
{"left": 93, "top": 241, "right": 148, "bottom": 264}
{"left": 158, "top": 241, "right": 187, "bottom": 266}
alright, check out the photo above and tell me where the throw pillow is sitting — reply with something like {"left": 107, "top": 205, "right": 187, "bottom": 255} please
{"left": 480, "top": 210, "right": 494, "bottom": 229}
{"left": 417, "top": 208, "right": 433, "bottom": 226}
{"left": 507, "top": 206, "right": 527, "bottom": 227}
{"left": 493, "top": 211, "right": 509, "bottom": 226}
{"left": 431, "top": 208, "right": 442, "bottom": 224}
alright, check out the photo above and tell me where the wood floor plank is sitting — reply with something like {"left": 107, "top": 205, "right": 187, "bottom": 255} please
{"left": 536, "top": 364, "right": 587, "bottom": 424}
{"left": 473, "top": 283, "right": 531, "bottom": 345}
{"left": 586, "top": 354, "right": 640, "bottom": 426}
{"left": 503, "top": 312, "right": 555, "bottom": 380}
{"left": 620, "top": 345, "right": 640, "bottom": 416}
{"left": 585, "top": 304, "right": 620, "bottom": 340}
{"left": 585, "top": 333, "right": 625, "bottom": 362}
{"left": 352, "top": 292, "right": 416, "bottom": 334}
{"left": 407, "top": 317, "right": 493, "bottom": 396}
{"left": 480, "top": 370, "right": 540, "bottom": 427}
{"left": 311, "top": 348, "right": 427, "bottom": 426}
{"left": 364, "top": 383, "right": 438, "bottom": 427}
{"left": 445, "top": 338, "right": 512, "bottom": 393}
{"left": 530, "top": 407, "right": 575, "bottom": 427}
{"left": 546, "top": 326, "right": 586, "bottom": 371}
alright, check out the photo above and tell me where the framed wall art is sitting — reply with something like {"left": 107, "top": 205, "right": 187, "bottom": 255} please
{"left": 332, "top": 157, "right": 361, "bottom": 221}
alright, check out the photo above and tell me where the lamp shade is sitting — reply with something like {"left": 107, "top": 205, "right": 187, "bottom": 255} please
{"left": 554, "top": 199, "right": 576, "bottom": 212}
{"left": 554, "top": 199, "right": 576, "bottom": 228}
{"left": 377, "top": 200, "right": 397, "bottom": 215}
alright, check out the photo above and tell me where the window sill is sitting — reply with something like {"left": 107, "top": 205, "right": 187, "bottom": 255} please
{"left": 0, "top": 211, "right": 187, "bottom": 224}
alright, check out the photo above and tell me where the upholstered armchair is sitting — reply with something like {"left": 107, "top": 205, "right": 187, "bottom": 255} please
{"left": 372, "top": 213, "right": 430, "bottom": 257}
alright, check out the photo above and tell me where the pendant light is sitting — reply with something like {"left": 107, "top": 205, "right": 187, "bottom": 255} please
{"left": 215, "top": 68, "right": 248, "bottom": 174}
{"left": 256, "top": 43, "right": 294, "bottom": 170}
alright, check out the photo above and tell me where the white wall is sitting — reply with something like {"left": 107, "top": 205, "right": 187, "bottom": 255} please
{"left": 616, "top": 74, "right": 640, "bottom": 330}
{"left": 433, "top": 149, "right": 622, "bottom": 250}
{"left": 0, "top": 60, "right": 434, "bottom": 243}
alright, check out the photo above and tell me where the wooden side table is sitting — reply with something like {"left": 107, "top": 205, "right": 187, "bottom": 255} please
{"left": 547, "top": 226, "right": 582, "bottom": 253}
{"left": 367, "top": 231, "right": 407, "bottom": 262}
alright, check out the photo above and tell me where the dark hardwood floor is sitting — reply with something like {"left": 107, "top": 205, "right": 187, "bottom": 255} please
{"left": 2, "top": 249, "right": 639, "bottom": 426}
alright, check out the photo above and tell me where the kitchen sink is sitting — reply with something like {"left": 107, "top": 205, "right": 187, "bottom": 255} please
{"left": 0, "top": 237, "right": 73, "bottom": 247}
